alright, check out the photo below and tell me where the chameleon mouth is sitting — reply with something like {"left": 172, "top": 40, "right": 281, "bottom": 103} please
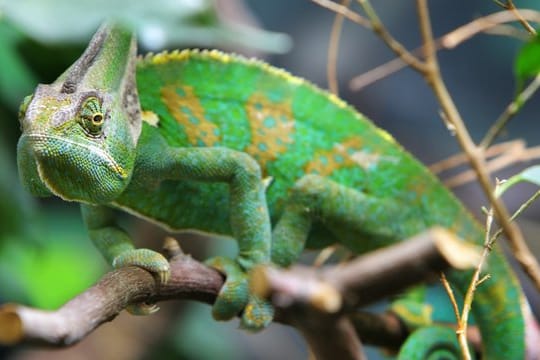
{"left": 23, "top": 133, "right": 128, "bottom": 180}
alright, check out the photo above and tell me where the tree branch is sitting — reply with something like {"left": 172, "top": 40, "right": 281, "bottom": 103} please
{"left": 253, "top": 228, "right": 479, "bottom": 312}
{"left": 0, "top": 229, "right": 478, "bottom": 359}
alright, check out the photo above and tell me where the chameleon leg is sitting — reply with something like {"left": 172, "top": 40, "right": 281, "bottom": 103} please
{"left": 272, "top": 174, "right": 420, "bottom": 266}
{"left": 81, "top": 204, "right": 170, "bottom": 314}
{"left": 159, "top": 147, "right": 274, "bottom": 330}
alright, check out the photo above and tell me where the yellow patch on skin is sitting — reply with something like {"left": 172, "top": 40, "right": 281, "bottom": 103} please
{"left": 305, "top": 137, "right": 396, "bottom": 176}
{"left": 161, "top": 85, "right": 220, "bottom": 146}
{"left": 304, "top": 138, "right": 360, "bottom": 176}
{"left": 244, "top": 93, "right": 295, "bottom": 169}
{"left": 142, "top": 110, "right": 160, "bottom": 127}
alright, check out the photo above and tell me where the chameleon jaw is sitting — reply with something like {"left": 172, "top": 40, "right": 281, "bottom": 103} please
{"left": 23, "top": 133, "right": 128, "bottom": 180}
{"left": 21, "top": 133, "right": 129, "bottom": 203}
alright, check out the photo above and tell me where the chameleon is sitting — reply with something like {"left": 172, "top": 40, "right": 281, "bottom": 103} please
{"left": 16, "top": 23, "right": 525, "bottom": 358}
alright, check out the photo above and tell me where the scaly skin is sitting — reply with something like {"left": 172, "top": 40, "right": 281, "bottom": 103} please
{"left": 17, "top": 23, "right": 524, "bottom": 357}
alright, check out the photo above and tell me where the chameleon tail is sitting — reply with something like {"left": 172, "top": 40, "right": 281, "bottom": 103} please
{"left": 397, "top": 326, "right": 473, "bottom": 360}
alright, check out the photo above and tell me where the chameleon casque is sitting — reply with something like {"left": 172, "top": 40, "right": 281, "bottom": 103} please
{"left": 17, "top": 23, "right": 526, "bottom": 358}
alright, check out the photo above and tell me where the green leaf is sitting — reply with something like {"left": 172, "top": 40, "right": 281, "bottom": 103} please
{"left": 515, "top": 34, "right": 540, "bottom": 91}
{"left": 496, "top": 165, "right": 540, "bottom": 197}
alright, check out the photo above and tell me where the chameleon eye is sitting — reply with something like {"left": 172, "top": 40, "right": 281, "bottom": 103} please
{"left": 79, "top": 96, "right": 105, "bottom": 136}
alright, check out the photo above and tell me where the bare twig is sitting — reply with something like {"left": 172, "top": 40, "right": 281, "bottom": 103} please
{"left": 460, "top": 201, "right": 496, "bottom": 359}
{"left": 357, "top": 0, "right": 427, "bottom": 72}
{"left": 327, "top": 0, "right": 351, "bottom": 95}
{"left": 481, "top": 74, "right": 540, "bottom": 148}
{"left": 430, "top": 140, "right": 540, "bottom": 188}
{"left": 350, "top": 9, "right": 540, "bottom": 90}
{"left": 495, "top": 1, "right": 537, "bottom": 35}
{"left": 441, "top": 194, "right": 497, "bottom": 360}
{"left": 440, "top": 273, "right": 461, "bottom": 330}
{"left": 490, "top": 189, "right": 540, "bottom": 244}
{"left": 311, "top": 0, "right": 371, "bottom": 28}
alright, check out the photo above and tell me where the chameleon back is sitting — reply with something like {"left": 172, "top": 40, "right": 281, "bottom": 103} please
{"left": 132, "top": 50, "right": 525, "bottom": 358}
{"left": 136, "top": 50, "right": 476, "bottom": 243}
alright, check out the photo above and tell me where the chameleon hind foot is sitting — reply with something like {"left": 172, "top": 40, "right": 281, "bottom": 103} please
{"left": 206, "top": 256, "right": 273, "bottom": 331}
{"left": 240, "top": 294, "right": 274, "bottom": 331}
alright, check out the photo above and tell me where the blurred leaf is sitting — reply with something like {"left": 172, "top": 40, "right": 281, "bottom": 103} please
{"left": 0, "top": 19, "right": 37, "bottom": 109}
{"left": 0, "top": 209, "right": 104, "bottom": 308}
{"left": 0, "top": 0, "right": 291, "bottom": 53}
{"left": 515, "top": 34, "right": 540, "bottom": 91}
{"left": 0, "top": 241, "right": 102, "bottom": 308}
{"left": 496, "top": 165, "right": 540, "bottom": 197}
{"left": 0, "top": 134, "right": 34, "bottom": 240}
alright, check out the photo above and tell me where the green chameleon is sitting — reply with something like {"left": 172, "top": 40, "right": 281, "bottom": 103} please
{"left": 17, "top": 23, "right": 525, "bottom": 358}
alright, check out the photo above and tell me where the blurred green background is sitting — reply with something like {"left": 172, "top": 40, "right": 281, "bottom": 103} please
{"left": 1, "top": 1, "right": 540, "bottom": 359}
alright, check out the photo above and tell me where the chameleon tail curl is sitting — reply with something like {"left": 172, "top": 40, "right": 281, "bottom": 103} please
{"left": 397, "top": 325, "right": 475, "bottom": 360}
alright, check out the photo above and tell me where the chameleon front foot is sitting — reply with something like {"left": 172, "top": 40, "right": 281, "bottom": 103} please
{"left": 112, "top": 248, "right": 171, "bottom": 284}
{"left": 113, "top": 248, "right": 171, "bottom": 315}
{"left": 206, "top": 256, "right": 274, "bottom": 331}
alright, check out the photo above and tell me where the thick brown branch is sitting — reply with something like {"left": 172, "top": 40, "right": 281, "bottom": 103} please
{"left": 0, "top": 253, "right": 223, "bottom": 347}
{"left": 0, "top": 229, "right": 478, "bottom": 358}
{"left": 254, "top": 228, "right": 479, "bottom": 311}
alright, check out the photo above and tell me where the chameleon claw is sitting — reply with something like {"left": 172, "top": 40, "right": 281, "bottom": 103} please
{"left": 126, "top": 302, "right": 161, "bottom": 315}
{"left": 159, "top": 266, "right": 171, "bottom": 285}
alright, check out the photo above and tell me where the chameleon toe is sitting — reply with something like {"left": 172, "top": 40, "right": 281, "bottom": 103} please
{"left": 206, "top": 256, "right": 250, "bottom": 321}
{"left": 240, "top": 296, "right": 274, "bottom": 332}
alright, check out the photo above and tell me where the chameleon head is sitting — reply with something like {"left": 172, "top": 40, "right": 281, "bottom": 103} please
{"left": 17, "top": 23, "right": 140, "bottom": 204}
{"left": 17, "top": 81, "right": 137, "bottom": 204}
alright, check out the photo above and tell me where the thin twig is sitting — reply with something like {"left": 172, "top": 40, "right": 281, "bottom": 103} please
{"left": 432, "top": 142, "right": 540, "bottom": 189}
{"left": 327, "top": 0, "right": 351, "bottom": 95}
{"left": 430, "top": 140, "right": 527, "bottom": 174}
{"left": 490, "top": 189, "right": 540, "bottom": 243}
{"left": 495, "top": 0, "right": 537, "bottom": 35}
{"left": 311, "top": 0, "right": 371, "bottom": 28}
{"left": 463, "top": 201, "right": 496, "bottom": 359}
{"left": 349, "top": 9, "right": 540, "bottom": 90}
{"left": 440, "top": 273, "right": 461, "bottom": 326}
{"left": 357, "top": 0, "right": 427, "bottom": 72}
{"left": 481, "top": 74, "right": 540, "bottom": 148}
